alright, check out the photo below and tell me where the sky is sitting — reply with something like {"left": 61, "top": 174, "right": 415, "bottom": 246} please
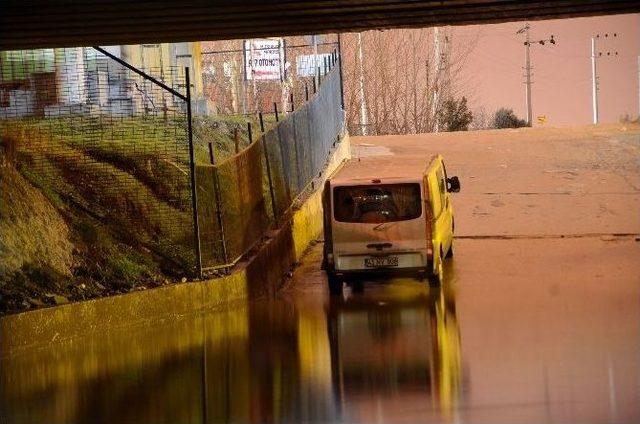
{"left": 453, "top": 13, "right": 640, "bottom": 126}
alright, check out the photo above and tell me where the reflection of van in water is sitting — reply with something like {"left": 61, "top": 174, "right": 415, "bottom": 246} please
{"left": 322, "top": 155, "right": 460, "bottom": 294}
{"left": 325, "top": 284, "right": 462, "bottom": 418}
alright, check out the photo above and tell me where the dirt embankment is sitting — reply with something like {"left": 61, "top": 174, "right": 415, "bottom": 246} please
{"left": 0, "top": 114, "right": 277, "bottom": 316}
{"left": 0, "top": 126, "right": 186, "bottom": 316}
{"left": 0, "top": 166, "right": 74, "bottom": 285}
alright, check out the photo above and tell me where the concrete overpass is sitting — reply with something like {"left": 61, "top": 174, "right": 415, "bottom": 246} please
{"left": 2, "top": 0, "right": 639, "bottom": 49}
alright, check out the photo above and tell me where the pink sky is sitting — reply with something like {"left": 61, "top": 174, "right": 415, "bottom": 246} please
{"left": 454, "top": 13, "right": 640, "bottom": 126}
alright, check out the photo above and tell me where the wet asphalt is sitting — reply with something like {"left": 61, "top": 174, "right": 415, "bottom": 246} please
{"left": 1, "top": 125, "right": 639, "bottom": 423}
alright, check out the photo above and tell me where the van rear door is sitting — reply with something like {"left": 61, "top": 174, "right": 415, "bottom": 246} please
{"left": 331, "top": 182, "right": 427, "bottom": 271}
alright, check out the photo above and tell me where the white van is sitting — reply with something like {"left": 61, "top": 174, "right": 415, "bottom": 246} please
{"left": 322, "top": 155, "right": 460, "bottom": 294}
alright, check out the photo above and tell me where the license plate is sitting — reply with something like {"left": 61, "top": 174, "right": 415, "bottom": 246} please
{"left": 365, "top": 256, "right": 399, "bottom": 268}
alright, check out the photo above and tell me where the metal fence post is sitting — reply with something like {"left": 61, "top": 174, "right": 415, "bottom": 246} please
{"left": 337, "top": 37, "right": 346, "bottom": 110}
{"left": 213, "top": 168, "right": 229, "bottom": 267}
{"left": 258, "top": 110, "right": 278, "bottom": 223}
{"left": 274, "top": 102, "right": 279, "bottom": 122}
{"left": 262, "top": 136, "right": 279, "bottom": 224}
{"left": 247, "top": 122, "right": 253, "bottom": 144}
{"left": 207, "top": 143, "right": 229, "bottom": 268}
{"left": 306, "top": 80, "right": 319, "bottom": 178}
{"left": 186, "top": 67, "right": 203, "bottom": 276}
{"left": 292, "top": 106, "right": 303, "bottom": 192}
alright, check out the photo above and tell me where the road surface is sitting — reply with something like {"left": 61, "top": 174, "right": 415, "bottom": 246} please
{"left": 1, "top": 124, "right": 639, "bottom": 423}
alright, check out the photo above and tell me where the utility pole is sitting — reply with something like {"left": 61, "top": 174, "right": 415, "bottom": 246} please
{"left": 524, "top": 28, "right": 532, "bottom": 127}
{"left": 432, "top": 27, "right": 451, "bottom": 133}
{"left": 517, "top": 24, "right": 556, "bottom": 127}
{"left": 357, "top": 32, "right": 368, "bottom": 136}
{"left": 517, "top": 24, "right": 533, "bottom": 126}
{"left": 591, "top": 37, "right": 599, "bottom": 124}
{"left": 591, "top": 32, "right": 619, "bottom": 125}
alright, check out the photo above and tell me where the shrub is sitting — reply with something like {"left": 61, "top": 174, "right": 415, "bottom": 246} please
{"left": 438, "top": 96, "right": 474, "bottom": 132}
{"left": 492, "top": 108, "right": 528, "bottom": 129}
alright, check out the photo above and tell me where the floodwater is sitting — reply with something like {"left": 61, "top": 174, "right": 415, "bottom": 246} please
{"left": 0, "top": 283, "right": 460, "bottom": 424}
{"left": 2, "top": 125, "right": 639, "bottom": 423}
{"left": 2, "top": 236, "right": 639, "bottom": 424}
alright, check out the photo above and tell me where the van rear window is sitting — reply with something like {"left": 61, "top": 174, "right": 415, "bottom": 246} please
{"left": 333, "top": 183, "right": 422, "bottom": 223}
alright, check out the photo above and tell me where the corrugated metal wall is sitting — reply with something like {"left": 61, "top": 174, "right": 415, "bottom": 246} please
{"left": 2, "top": 0, "right": 639, "bottom": 49}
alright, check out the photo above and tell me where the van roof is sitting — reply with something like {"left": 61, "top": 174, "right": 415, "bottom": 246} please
{"left": 329, "top": 155, "right": 439, "bottom": 185}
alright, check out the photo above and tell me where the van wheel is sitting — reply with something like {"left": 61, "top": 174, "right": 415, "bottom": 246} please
{"left": 327, "top": 274, "right": 343, "bottom": 295}
{"left": 428, "top": 251, "right": 444, "bottom": 287}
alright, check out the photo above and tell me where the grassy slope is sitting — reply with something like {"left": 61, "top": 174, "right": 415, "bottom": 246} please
{"left": 0, "top": 113, "right": 272, "bottom": 315}
{"left": 0, "top": 135, "right": 171, "bottom": 314}
{"left": 0, "top": 116, "right": 227, "bottom": 314}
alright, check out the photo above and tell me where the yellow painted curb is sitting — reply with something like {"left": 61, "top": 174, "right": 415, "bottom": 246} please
{"left": 292, "top": 134, "right": 351, "bottom": 259}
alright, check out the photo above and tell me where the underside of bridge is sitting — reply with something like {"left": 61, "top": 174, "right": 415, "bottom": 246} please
{"left": 2, "top": 0, "right": 639, "bottom": 49}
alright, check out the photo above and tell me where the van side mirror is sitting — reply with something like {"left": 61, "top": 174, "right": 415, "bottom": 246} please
{"left": 446, "top": 176, "right": 461, "bottom": 193}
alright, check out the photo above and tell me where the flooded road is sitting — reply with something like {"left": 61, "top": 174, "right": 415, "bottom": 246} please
{"left": 2, "top": 236, "right": 639, "bottom": 424}
{"left": 2, "top": 125, "right": 639, "bottom": 423}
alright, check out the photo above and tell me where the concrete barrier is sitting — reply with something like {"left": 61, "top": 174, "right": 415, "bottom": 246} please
{"left": 1, "top": 133, "right": 351, "bottom": 354}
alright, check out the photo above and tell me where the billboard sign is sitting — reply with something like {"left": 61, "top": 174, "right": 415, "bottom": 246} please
{"left": 243, "top": 38, "right": 284, "bottom": 81}
{"left": 296, "top": 53, "right": 333, "bottom": 77}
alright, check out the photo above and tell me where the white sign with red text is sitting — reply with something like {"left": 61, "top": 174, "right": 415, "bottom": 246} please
{"left": 243, "top": 38, "right": 284, "bottom": 81}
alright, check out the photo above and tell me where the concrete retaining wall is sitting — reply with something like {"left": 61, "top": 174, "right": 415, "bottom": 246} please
{"left": 1, "top": 134, "right": 351, "bottom": 354}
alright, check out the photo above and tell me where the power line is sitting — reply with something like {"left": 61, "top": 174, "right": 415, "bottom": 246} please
{"left": 202, "top": 41, "right": 338, "bottom": 55}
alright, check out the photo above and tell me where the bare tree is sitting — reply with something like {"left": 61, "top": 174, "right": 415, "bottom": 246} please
{"left": 341, "top": 27, "right": 477, "bottom": 136}
{"left": 470, "top": 106, "right": 489, "bottom": 130}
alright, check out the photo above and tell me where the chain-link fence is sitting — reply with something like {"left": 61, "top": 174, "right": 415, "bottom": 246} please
{"left": 197, "top": 63, "right": 344, "bottom": 270}
{"left": 267, "top": 66, "right": 344, "bottom": 219}
{"left": 0, "top": 47, "right": 198, "bottom": 271}
{"left": 1, "top": 43, "right": 345, "bottom": 275}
